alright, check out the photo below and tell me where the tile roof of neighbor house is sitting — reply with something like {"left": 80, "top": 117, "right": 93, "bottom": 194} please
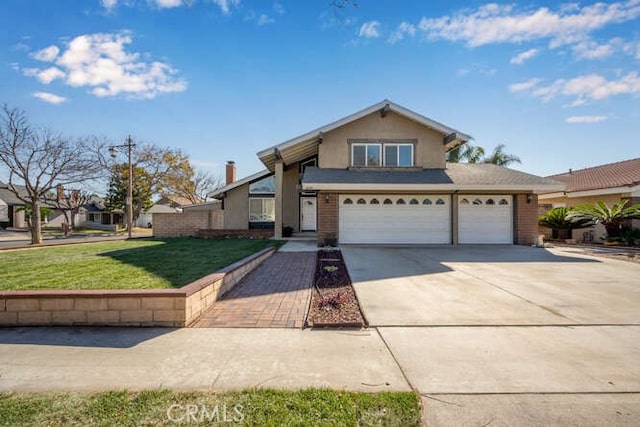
{"left": 302, "top": 164, "right": 564, "bottom": 192}
{"left": 546, "top": 158, "right": 640, "bottom": 193}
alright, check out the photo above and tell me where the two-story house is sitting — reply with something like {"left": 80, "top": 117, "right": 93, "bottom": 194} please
{"left": 209, "top": 100, "right": 563, "bottom": 246}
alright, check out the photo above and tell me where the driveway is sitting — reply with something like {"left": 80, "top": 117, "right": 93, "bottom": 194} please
{"left": 342, "top": 245, "right": 640, "bottom": 425}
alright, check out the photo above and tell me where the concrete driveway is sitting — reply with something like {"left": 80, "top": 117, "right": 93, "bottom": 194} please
{"left": 342, "top": 245, "right": 640, "bottom": 425}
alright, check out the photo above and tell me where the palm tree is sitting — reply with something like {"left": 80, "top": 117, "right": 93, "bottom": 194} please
{"left": 446, "top": 144, "right": 485, "bottom": 163}
{"left": 538, "top": 207, "right": 594, "bottom": 239}
{"left": 569, "top": 200, "right": 640, "bottom": 239}
{"left": 482, "top": 144, "right": 521, "bottom": 167}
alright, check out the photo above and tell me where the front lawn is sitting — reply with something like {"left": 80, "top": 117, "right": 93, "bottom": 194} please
{"left": 0, "top": 389, "right": 421, "bottom": 426}
{"left": 0, "top": 238, "right": 283, "bottom": 291}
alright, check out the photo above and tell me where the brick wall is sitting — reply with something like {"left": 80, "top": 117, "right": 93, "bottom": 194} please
{"left": 515, "top": 193, "right": 539, "bottom": 245}
{"left": 153, "top": 210, "right": 224, "bottom": 238}
{"left": 0, "top": 247, "right": 276, "bottom": 327}
{"left": 317, "top": 192, "right": 338, "bottom": 246}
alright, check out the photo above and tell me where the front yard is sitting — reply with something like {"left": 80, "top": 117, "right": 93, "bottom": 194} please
{"left": 0, "top": 389, "right": 421, "bottom": 426}
{"left": 0, "top": 238, "right": 283, "bottom": 291}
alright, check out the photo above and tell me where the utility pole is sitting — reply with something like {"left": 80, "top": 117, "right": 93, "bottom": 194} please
{"left": 109, "top": 136, "right": 136, "bottom": 239}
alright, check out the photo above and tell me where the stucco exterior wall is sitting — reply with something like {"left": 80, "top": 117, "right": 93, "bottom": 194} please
{"left": 318, "top": 111, "right": 446, "bottom": 169}
{"left": 282, "top": 164, "right": 300, "bottom": 230}
{"left": 224, "top": 183, "right": 249, "bottom": 230}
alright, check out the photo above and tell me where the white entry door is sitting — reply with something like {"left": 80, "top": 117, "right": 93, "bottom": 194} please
{"left": 300, "top": 197, "right": 317, "bottom": 231}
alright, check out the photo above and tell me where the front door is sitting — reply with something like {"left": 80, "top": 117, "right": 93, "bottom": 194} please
{"left": 300, "top": 197, "right": 317, "bottom": 231}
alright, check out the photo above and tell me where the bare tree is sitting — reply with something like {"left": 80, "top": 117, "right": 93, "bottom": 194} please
{"left": 0, "top": 106, "right": 103, "bottom": 244}
{"left": 45, "top": 187, "right": 93, "bottom": 234}
{"left": 177, "top": 169, "right": 224, "bottom": 204}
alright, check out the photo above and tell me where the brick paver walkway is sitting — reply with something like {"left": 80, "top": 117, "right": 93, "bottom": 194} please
{"left": 193, "top": 252, "right": 315, "bottom": 328}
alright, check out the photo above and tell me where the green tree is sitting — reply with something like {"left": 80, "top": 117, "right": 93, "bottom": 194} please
{"left": 569, "top": 200, "right": 640, "bottom": 240}
{"left": 482, "top": 144, "right": 521, "bottom": 166}
{"left": 105, "top": 144, "right": 197, "bottom": 219}
{"left": 446, "top": 144, "right": 485, "bottom": 163}
{"left": 538, "top": 207, "right": 594, "bottom": 240}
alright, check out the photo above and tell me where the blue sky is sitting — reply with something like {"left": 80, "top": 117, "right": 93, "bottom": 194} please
{"left": 1, "top": 0, "right": 639, "bottom": 185}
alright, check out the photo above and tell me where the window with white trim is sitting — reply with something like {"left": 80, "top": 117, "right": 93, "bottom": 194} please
{"left": 249, "top": 198, "right": 275, "bottom": 222}
{"left": 384, "top": 144, "right": 413, "bottom": 166}
{"left": 352, "top": 144, "right": 381, "bottom": 166}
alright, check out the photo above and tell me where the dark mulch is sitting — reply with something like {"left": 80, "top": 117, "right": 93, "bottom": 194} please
{"left": 307, "top": 249, "right": 367, "bottom": 328}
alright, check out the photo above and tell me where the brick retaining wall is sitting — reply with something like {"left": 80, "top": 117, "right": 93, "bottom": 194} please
{"left": 0, "top": 246, "right": 276, "bottom": 327}
{"left": 196, "top": 229, "right": 274, "bottom": 239}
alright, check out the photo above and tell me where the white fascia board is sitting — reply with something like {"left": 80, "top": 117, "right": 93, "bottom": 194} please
{"left": 540, "top": 184, "right": 640, "bottom": 199}
{"left": 207, "top": 169, "right": 271, "bottom": 198}
{"left": 302, "top": 183, "right": 566, "bottom": 193}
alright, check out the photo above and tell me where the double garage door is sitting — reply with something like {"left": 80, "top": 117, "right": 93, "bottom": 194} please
{"left": 338, "top": 194, "right": 512, "bottom": 244}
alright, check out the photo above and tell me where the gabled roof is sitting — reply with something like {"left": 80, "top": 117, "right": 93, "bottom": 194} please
{"left": 257, "top": 99, "right": 473, "bottom": 171}
{"left": 546, "top": 158, "right": 640, "bottom": 193}
{"left": 0, "top": 181, "right": 27, "bottom": 205}
{"left": 207, "top": 169, "right": 272, "bottom": 199}
{"left": 302, "top": 163, "right": 565, "bottom": 193}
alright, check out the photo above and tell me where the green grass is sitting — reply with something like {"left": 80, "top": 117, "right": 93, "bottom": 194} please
{"left": 0, "top": 389, "right": 421, "bottom": 426}
{"left": 0, "top": 238, "right": 284, "bottom": 290}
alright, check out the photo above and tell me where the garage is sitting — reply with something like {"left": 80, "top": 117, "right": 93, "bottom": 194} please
{"left": 458, "top": 195, "right": 513, "bottom": 244}
{"left": 339, "top": 194, "right": 451, "bottom": 244}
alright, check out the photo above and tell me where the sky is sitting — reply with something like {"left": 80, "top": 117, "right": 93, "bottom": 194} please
{"left": 1, "top": 0, "right": 639, "bottom": 187}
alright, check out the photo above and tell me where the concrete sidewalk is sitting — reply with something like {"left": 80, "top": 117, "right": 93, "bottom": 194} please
{"left": 0, "top": 327, "right": 409, "bottom": 393}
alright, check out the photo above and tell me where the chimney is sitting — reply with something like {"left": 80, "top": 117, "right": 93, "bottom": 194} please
{"left": 226, "top": 161, "right": 236, "bottom": 185}
{"left": 56, "top": 185, "right": 64, "bottom": 201}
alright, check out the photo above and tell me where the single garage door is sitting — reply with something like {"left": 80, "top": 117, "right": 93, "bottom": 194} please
{"left": 339, "top": 195, "right": 451, "bottom": 244}
{"left": 458, "top": 195, "right": 513, "bottom": 244}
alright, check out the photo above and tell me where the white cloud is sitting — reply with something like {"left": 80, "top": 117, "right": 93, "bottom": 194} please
{"left": 358, "top": 21, "right": 381, "bottom": 39}
{"left": 572, "top": 38, "right": 623, "bottom": 59}
{"left": 623, "top": 40, "right": 640, "bottom": 59}
{"left": 273, "top": 2, "right": 284, "bottom": 15}
{"left": 32, "top": 91, "right": 67, "bottom": 104}
{"left": 388, "top": 22, "right": 416, "bottom": 44}
{"left": 23, "top": 66, "right": 66, "bottom": 84}
{"left": 510, "top": 48, "right": 539, "bottom": 64}
{"left": 23, "top": 32, "right": 187, "bottom": 99}
{"left": 31, "top": 45, "right": 60, "bottom": 62}
{"left": 101, "top": 0, "right": 117, "bottom": 10}
{"left": 510, "top": 72, "right": 640, "bottom": 105}
{"left": 12, "top": 42, "right": 30, "bottom": 52}
{"left": 565, "top": 115, "right": 608, "bottom": 123}
{"left": 509, "top": 78, "right": 543, "bottom": 93}
{"left": 257, "top": 14, "right": 275, "bottom": 25}
{"left": 418, "top": 1, "right": 640, "bottom": 48}
{"left": 154, "top": 0, "right": 182, "bottom": 8}
{"left": 210, "top": 0, "right": 240, "bottom": 15}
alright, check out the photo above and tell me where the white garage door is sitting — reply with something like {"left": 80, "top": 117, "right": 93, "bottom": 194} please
{"left": 458, "top": 195, "right": 513, "bottom": 244}
{"left": 339, "top": 195, "right": 451, "bottom": 244}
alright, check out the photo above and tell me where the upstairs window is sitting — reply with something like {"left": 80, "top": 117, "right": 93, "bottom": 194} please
{"left": 384, "top": 144, "right": 413, "bottom": 167}
{"left": 351, "top": 141, "right": 414, "bottom": 167}
{"left": 352, "top": 144, "right": 381, "bottom": 166}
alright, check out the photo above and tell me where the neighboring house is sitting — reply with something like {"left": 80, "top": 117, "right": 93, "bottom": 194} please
{"left": 78, "top": 196, "right": 124, "bottom": 230}
{"left": 208, "top": 100, "right": 563, "bottom": 246}
{"left": 0, "top": 181, "right": 27, "bottom": 228}
{"left": 0, "top": 181, "right": 70, "bottom": 228}
{"left": 539, "top": 158, "right": 640, "bottom": 242}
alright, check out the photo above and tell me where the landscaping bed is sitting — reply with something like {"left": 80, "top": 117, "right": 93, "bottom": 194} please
{"left": 306, "top": 248, "right": 367, "bottom": 328}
